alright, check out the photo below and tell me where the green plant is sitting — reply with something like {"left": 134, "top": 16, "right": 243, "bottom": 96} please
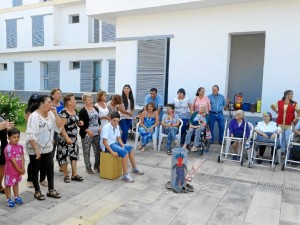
{"left": 0, "top": 92, "right": 26, "bottom": 124}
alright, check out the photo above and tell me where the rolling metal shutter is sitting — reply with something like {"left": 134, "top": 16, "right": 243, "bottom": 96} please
{"left": 6, "top": 19, "right": 17, "bottom": 48}
{"left": 101, "top": 22, "right": 116, "bottom": 42}
{"left": 12, "top": 0, "right": 22, "bottom": 7}
{"left": 48, "top": 62, "right": 60, "bottom": 90}
{"left": 80, "top": 60, "right": 93, "bottom": 92}
{"left": 14, "top": 62, "right": 24, "bottom": 90}
{"left": 136, "top": 39, "right": 167, "bottom": 106}
{"left": 32, "top": 16, "right": 44, "bottom": 47}
{"left": 108, "top": 60, "right": 116, "bottom": 93}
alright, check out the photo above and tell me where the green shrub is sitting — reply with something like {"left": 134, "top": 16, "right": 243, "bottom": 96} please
{"left": 0, "top": 92, "right": 26, "bottom": 124}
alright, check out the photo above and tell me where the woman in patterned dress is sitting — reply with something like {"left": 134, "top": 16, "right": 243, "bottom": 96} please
{"left": 138, "top": 102, "right": 159, "bottom": 151}
{"left": 57, "top": 94, "right": 83, "bottom": 183}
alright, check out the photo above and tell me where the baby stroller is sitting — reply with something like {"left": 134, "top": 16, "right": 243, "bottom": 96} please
{"left": 248, "top": 128, "right": 281, "bottom": 171}
{"left": 218, "top": 119, "right": 253, "bottom": 166}
{"left": 282, "top": 130, "right": 300, "bottom": 171}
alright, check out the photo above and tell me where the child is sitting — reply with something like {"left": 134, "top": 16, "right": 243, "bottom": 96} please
{"left": 4, "top": 128, "right": 25, "bottom": 207}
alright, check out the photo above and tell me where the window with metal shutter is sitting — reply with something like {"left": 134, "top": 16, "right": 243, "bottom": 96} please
{"left": 94, "top": 19, "right": 100, "bottom": 43}
{"left": 32, "top": 16, "right": 44, "bottom": 47}
{"left": 6, "top": 19, "right": 17, "bottom": 48}
{"left": 108, "top": 60, "right": 116, "bottom": 93}
{"left": 136, "top": 39, "right": 167, "bottom": 106}
{"left": 80, "top": 61, "right": 93, "bottom": 92}
{"left": 12, "top": 0, "right": 22, "bottom": 7}
{"left": 48, "top": 62, "right": 60, "bottom": 90}
{"left": 14, "top": 62, "right": 24, "bottom": 90}
{"left": 101, "top": 21, "right": 116, "bottom": 42}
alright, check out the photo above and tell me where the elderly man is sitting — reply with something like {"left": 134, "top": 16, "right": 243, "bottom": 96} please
{"left": 208, "top": 85, "right": 228, "bottom": 145}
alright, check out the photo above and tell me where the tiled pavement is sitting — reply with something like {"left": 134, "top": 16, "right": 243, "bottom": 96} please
{"left": 1, "top": 133, "right": 300, "bottom": 225}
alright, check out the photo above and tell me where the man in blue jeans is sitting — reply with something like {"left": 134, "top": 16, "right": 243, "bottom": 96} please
{"left": 100, "top": 111, "right": 144, "bottom": 183}
{"left": 208, "top": 85, "right": 228, "bottom": 145}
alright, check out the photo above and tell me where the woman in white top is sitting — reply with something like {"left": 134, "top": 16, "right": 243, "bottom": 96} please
{"left": 95, "top": 91, "right": 110, "bottom": 127}
{"left": 119, "top": 84, "right": 135, "bottom": 144}
{"left": 26, "top": 95, "right": 62, "bottom": 200}
{"left": 255, "top": 112, "right": 281, "bottom": 163}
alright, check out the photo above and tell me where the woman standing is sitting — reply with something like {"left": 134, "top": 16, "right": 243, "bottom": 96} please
{"left": 119, "top": 85, "right": 135, "bottom": 144}
{"left": 26, "top": 95, "right": 62, "bottom": 200}
{"left": 107, "top": 94, "right": 122, "bottom": 113}
{"left": 193, "top": 87, "right": 211, "bottom": 113}
{"left": 138, "top": 102, "right": 159, "bottom": 151}
{"left": 95, "top": 91, "right": 110, "bottom": 128}
{"left": 50, "top": 88, "right": 64, "bottom": 172}
{"left": 57, "top": 94, "right": 83, "bottom": 183}
{"left": 79, "top": 94, "right": 101, "bottom": 174}
{"left": 172, "top": 88, "right": 193, "bottom": 145}
{"left": 271, "top": 90, "right": 300, "bottom": 153}
{"left": 161, "top": 104, "right": 180, "bottom": 155}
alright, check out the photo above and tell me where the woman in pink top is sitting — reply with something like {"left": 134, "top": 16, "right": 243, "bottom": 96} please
{"left": 193, "top": 87, "right": 211, "bottom": 113}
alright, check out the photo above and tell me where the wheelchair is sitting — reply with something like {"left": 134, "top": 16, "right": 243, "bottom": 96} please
{"left": 218, "top": 119, "right": 254, "bottom": 166}
{"left": 282, "top": 130, "right": 300, "bottom": 171}
{"left": 248, "top": 129, "right": 281, "bottom": 171}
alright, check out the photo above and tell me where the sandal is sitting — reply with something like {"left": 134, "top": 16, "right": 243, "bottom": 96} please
{"left": 191, "top": 146, "right": 198, "bottom": 152}
{"left": 71, "top": 175, "right": 83, "bottom": 182}
{"left": 47, "top": 189, "right": 61, "bottom": 198}
{"left": 34, "top": 191, "right": 45, "bottom": 201}
{"left": 64, "top": 176, "right": 70, "bottom": 183}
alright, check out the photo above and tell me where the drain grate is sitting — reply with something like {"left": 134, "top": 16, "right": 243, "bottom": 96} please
{"left": 139, "top": 162, "right": 300, "bottom": 192}
{"left": 198, "top": 173, "right": 300, "bottom": 192}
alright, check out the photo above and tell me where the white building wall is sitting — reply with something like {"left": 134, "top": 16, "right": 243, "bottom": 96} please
{"left": 114, "top": 0, "right": 300, "bottom": 111}
{"left": 0, "top": 48, "right": 115, "bottom": 92}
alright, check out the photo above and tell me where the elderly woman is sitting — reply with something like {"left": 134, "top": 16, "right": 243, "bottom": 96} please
{"left": 26, "top": 95, "right": 62, "bottom": 200}
{"left": 255, "top": 112, "right": 281, "bottom": 163}
{"left": 95, "top": 91, "right": 110, "bottom": 128}
{"left": 172, "top": 88, "right": 193, "bottom": 145}
{"left": 193, "top": 87, "right": 211, "bottom": 113}
{"left": 229, "top": 110, "right": 250, "bottom": 160}
{"left": 161, "top": 104, "right": 180, "bottom": 155}
{"left": 79, "top": 93, "right": 101, "bottom": 174}
{"left": 271, "top": 90, "right": 300, "bottom": 153}
{"left": 57, "top": 94, "right": 83, "bottom": 183}
{"left": 138, "top": 102, "right": 159, "bottom": 151}
{"left": 183, "top": 104, "right": 209, "bottom": 152}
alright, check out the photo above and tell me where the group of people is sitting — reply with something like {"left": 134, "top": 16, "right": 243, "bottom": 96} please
{"left": 1, "top": 85, "right": 299, "bottom": 208}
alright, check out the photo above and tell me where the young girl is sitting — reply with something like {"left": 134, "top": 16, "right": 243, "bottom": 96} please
{"left": 4, "top": 128, "right": 25, "bottom": 207}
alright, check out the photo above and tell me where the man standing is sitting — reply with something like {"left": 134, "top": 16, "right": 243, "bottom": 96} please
{"left": 144, "top": 88, "right": 164, "bottom": 121}
{"left": 208, "top": 85, "right": 228, "bottom": 144}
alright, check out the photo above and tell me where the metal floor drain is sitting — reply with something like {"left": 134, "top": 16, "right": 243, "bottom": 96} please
{"left": 139, "top": 162, "right": 300, "bottom": 192}
{"left": 198, "top": 173, "right": 300, "bottom": 192}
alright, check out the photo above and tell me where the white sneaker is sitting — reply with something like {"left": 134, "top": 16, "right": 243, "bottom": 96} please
{"left": 122, "top": 174, "right": 134, "bottom": 183}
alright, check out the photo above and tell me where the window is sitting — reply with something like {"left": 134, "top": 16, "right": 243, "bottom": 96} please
{"left": 136, "top": 39, "right": 170, "bottom": 105}
{"left": 0, "top": 63, "right": 7, "bottom": 71}
{"left": 69, "top": 14, "right": 79, "bottom": 24}
{"left": 12, "top": 0, "right": 22, "bottom": 7}
{"left": 227, "top": 33, "right": 265, "bottom": 105}
{"left": 14, "top": 62, "right": 24, "bottom": 90}
{"left": 41, "top": 62, "right": 60, "bottom": 90}
{"left": 80, "top": 60, "right": 101, "bottom": 92}
{"left": 102, "top": 21, "right": 116, "bottom": 42}
{"left": 108, "top": 60, "right": 115, "bottom": 93}
{"left": 32, "top": 16, "right": 44, "bottom": 47}
{"left": 69, "top": 61, "right": 80, "bottom": 70}
{"left": 94, "top": 19, "right": 100, "bottom": 43}
{"left": 6, "top": 19, "right": 17, "bottom": 48}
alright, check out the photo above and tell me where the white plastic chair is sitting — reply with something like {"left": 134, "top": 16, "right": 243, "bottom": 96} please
{"left": 158, "top": 119, "right": 183, "bottom": 152}
{"left": 134, "top": 121, "right": 157, "bottom": 151}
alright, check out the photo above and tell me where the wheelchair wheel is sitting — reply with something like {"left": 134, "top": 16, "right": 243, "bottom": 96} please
{"left": 217, "top": 156, "right": 221, "bottom": 163}
{"left": 282, "top": 164, "right": 285, "bottom": 171}
{"left": 240, "top": 157, "right": 243, "bottom": 166}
